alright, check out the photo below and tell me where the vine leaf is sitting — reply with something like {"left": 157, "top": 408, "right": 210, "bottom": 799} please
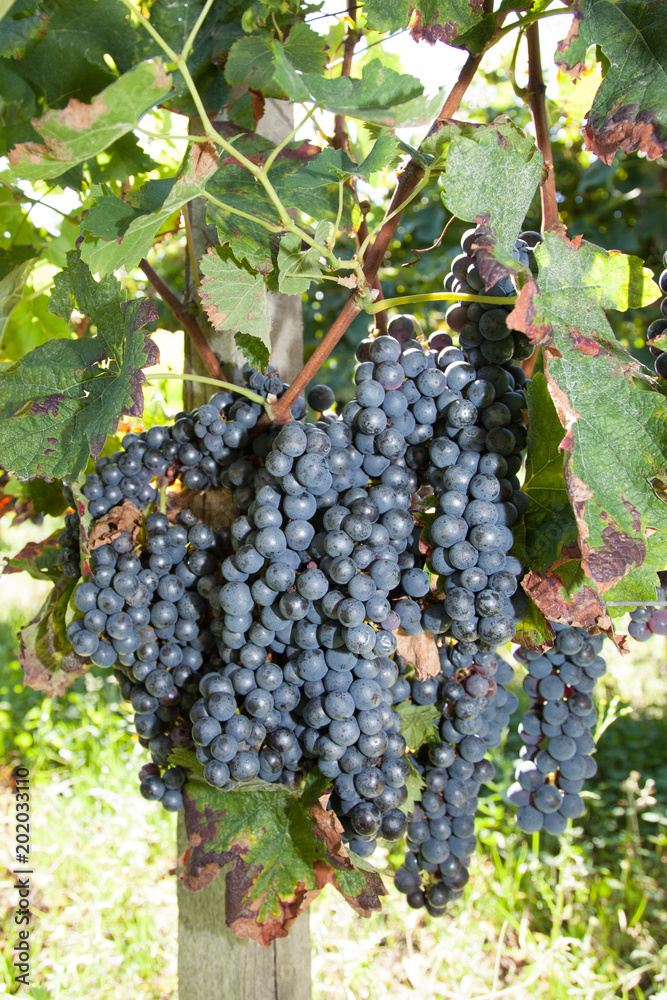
{"left": 403, "top": 760, "right": 426, "bottom": 816}
{"left": 278, "top": 59, "right": 446, "bottom": 127}
{"left": 80, "top": 142, "right": 220, "bottom": 277}
{"left": 0, "top": 246, "right": 39, "bottom": 344}
{"left": 281, "top": 136, "right": 399, "bottom": 229}
{"left": 511, "top": 372, "right": 608, "bottom": 628}
{"left": 508, "top": 235, "right": 666, "bottom": 611}
{"left": 556, "top": 0, "right": 667, "bottom": 163}
{"left": 276, "top": 233, "right": 324, "bottom": 296}
{"left": 434, "top": 117, "right": 543, "bottom": 261}
{"left": 203, "top": 124, "right": 324, "bottom": 273}
{"left": 408, "top": 0, "right": 496, "bottom": 55}
{"left": 362, "top": 0, "right": 411, "bottom": 33}
{"left": 508, "top": 233, "right": 659, "bottom": 348}
{"left": 2, "top": 529, "right": 62, "bottom": 583}
{"left": 396, "top": 701, "right": 440, "bottom": 751}
{"left": 198, "top": 247, "right": 271, "bottom": 371}
{"left": 6, "top": 59, "right": 171, "bottom": 182}
{"left": 0, "top": 475, "right": 68, "bottom": 525}
{"left": 179, "top": 770, "right": 385, "bottom": 944}
{"left": 513, "top": 596, "right": 557, "bottom": 652}
{"left": 0, "top": 252, "right": 158, "bottom": 481}
{"left": 225, "top": 22, "right": 326, "bottom": 99}
{"left": 18, "top": 576, "right": 88, "bottom": 697}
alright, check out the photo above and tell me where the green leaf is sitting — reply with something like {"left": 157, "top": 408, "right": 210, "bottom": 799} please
{"left": 180, "top": 769, "right": 385, "bottom": 941}
{"left": 435, "top": 117, "right": 543, "bottom": 258}
{"left": 513, "top": 595, "right": 557, "bottom": 651}
{"left": 276, "top": 232, "right": 323, "bottom": 296}
{"left": 225, "top": 33, "right": 280, "bottom": 97}
{"left": 3, "top": 528, "right": 62, "bottom": 582}
{"left": 80, "top": 142, "right": 220, "bottom": 277}
{"left": 0, "top": 290, "right": 72, "bottom": 361}
{"left": 513, "top": 373, "right": 579, "bottom": 575}
{"left": 19, "top": 576, "right": 88, "bottom": 697}
{"left": 409, "top": 0, "right": 496, "bottom": 54}
{"left": 555, "top": 0, "right": 667, "bottom": 164}
{"left": 0, "top": 252, "right": 157, "bottom": 480}
{"left": 282, "top": 149, "right": 357, "bottom": 229}
{"left": 198, "top": 247, "right": 271, "bottom": 367}
{"left": 225, "top": 22, "right": 327, "bottom": 98}
{"left": 396, "top": 701, "right": 440, "bottom": 750}
{"left": 0, "top": 245, "right": 38, "bottom": 344}
{"left": 403, "top": 759, "right": 426, "bottom": 817}
{"left": 0, "top": 9, "right": 47, "bottom": 59}
{"left": 509, "top": 233, "right": 659, "bottom": 348}
{"left": 1, "top": 474, "right": 69, "bottom": 523}
{"left": 362, "top": 0, "right": 411, "bottom": 33}
{"left": 87, "top": 133, "right": 159, "bottom": 185}
{"left": 298, "top": 61, "right": 446, "bottom": 127}
{"left": 510, "top": 235, "right": 667, "bottom": 612}
{"left": 235, "top": 332, "right": 271, "bottom": 372}
{"left": 5, "top": 59, "right": 172, "bottom": 182}
{"left": 204, "top": 124, "right": 324, "bottom": 272}
{"left": 283, "top": 21, "right": 327, "bottom": 74}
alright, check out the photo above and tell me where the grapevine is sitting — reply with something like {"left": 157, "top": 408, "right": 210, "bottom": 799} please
{"left": 1, "top": 0, "right": 666, "bottom": 968}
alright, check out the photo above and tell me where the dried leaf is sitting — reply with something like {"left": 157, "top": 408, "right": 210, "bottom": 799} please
{"left": 393, "top": 627, "right": 440, "bottom": 679}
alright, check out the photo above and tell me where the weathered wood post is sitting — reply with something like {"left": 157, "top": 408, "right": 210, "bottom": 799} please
{"left": 176, "top": 98, "right": 312, "bottom": 1000}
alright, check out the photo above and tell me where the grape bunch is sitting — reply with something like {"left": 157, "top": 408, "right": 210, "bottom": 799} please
{"left": 57, "top": 219, "right": 547, "bottom": 907}
{"left": 509, "top": 623, "right": 605, "bottom": 835}
{"left": 392, "top": 640, "right": 518, "bottom": 916}
{"left": 646, "top": 250, "right": 667, "bottom": 380}
{"left": 80, "top": 365, "right": 305, "bottom": 519}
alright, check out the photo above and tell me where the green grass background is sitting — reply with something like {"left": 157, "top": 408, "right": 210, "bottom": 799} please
{"left": 1, "top": 520, "right": 666, "bottom": 1000}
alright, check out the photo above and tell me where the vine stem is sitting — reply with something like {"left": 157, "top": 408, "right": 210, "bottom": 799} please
{"left": 138, "top": 259, "right": 224, "bottom": 380}
{"left": 144, "top": 372, "right": 273, "bottom": 416}
{"left": 269, "top": 298, "right": 362, "bottom": 423}
{"left": 366, "top": 291, "right": 518, "bottom": 314}
{"left": 525, "top": 22, "right": 564, "bottom": 235}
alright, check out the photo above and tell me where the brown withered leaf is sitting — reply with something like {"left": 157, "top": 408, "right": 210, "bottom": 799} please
{"left": 393, "top": 627, "right": 440, "bottom": 679}
{"left": 522, "top": 568, "right": 612, "bottom": 632}
{"left": 88, "top": 500, "right": 142, "bottom": 550}
{"left": 179, "top": 771, "right": 385, "bottom": 945}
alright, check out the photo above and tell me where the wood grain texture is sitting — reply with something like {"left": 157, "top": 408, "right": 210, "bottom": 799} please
{"left": 177, "top": 814, "right": 311, "bottom": 1000}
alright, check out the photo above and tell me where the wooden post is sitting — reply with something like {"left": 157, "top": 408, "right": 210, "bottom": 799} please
{"left": 177, "top": 98, "right": 311, "bottom": 1000}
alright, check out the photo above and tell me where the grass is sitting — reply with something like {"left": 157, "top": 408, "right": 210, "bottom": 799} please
{"left": 1, "top": 523, "right": 666, "bottom": 999}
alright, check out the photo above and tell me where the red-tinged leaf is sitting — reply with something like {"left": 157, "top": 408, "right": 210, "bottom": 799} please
{"left": 555, "top": 0, "right": 667, "bottom": 164}
{"left": 3, "top": 529, "right": 62, "bottom": 582}
{"left": 521, "top": 566, "right": 612, "bottom": 632}
{"left": 19, "top": 577, "right": 88, "bottom": 696}
{"left": 179, "top": 771, "right": 385, "bottom": 944}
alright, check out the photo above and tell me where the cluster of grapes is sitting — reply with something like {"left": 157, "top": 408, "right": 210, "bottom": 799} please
{"left": 80, "top": 365, "right": 305, "bottom": 519}
{"left": 627, "top": 587, "right": 667, "bottom": 642}
{"left": 509, "top": 624, "right": 605, "bottom": 835}
{"left": 59, "top": 220, "right": 605, "bottom": 920}
{"left": 646, "top": 250, "right": 667, "bottom": 379}
{"left": 415, "top": 230, "right": 533, "bottom": 647}
{"left": 392, "top": 641, "right": 518, "bottom": 916}
{"left": 66, "top": 509, "right": 223, "bottom": 811}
